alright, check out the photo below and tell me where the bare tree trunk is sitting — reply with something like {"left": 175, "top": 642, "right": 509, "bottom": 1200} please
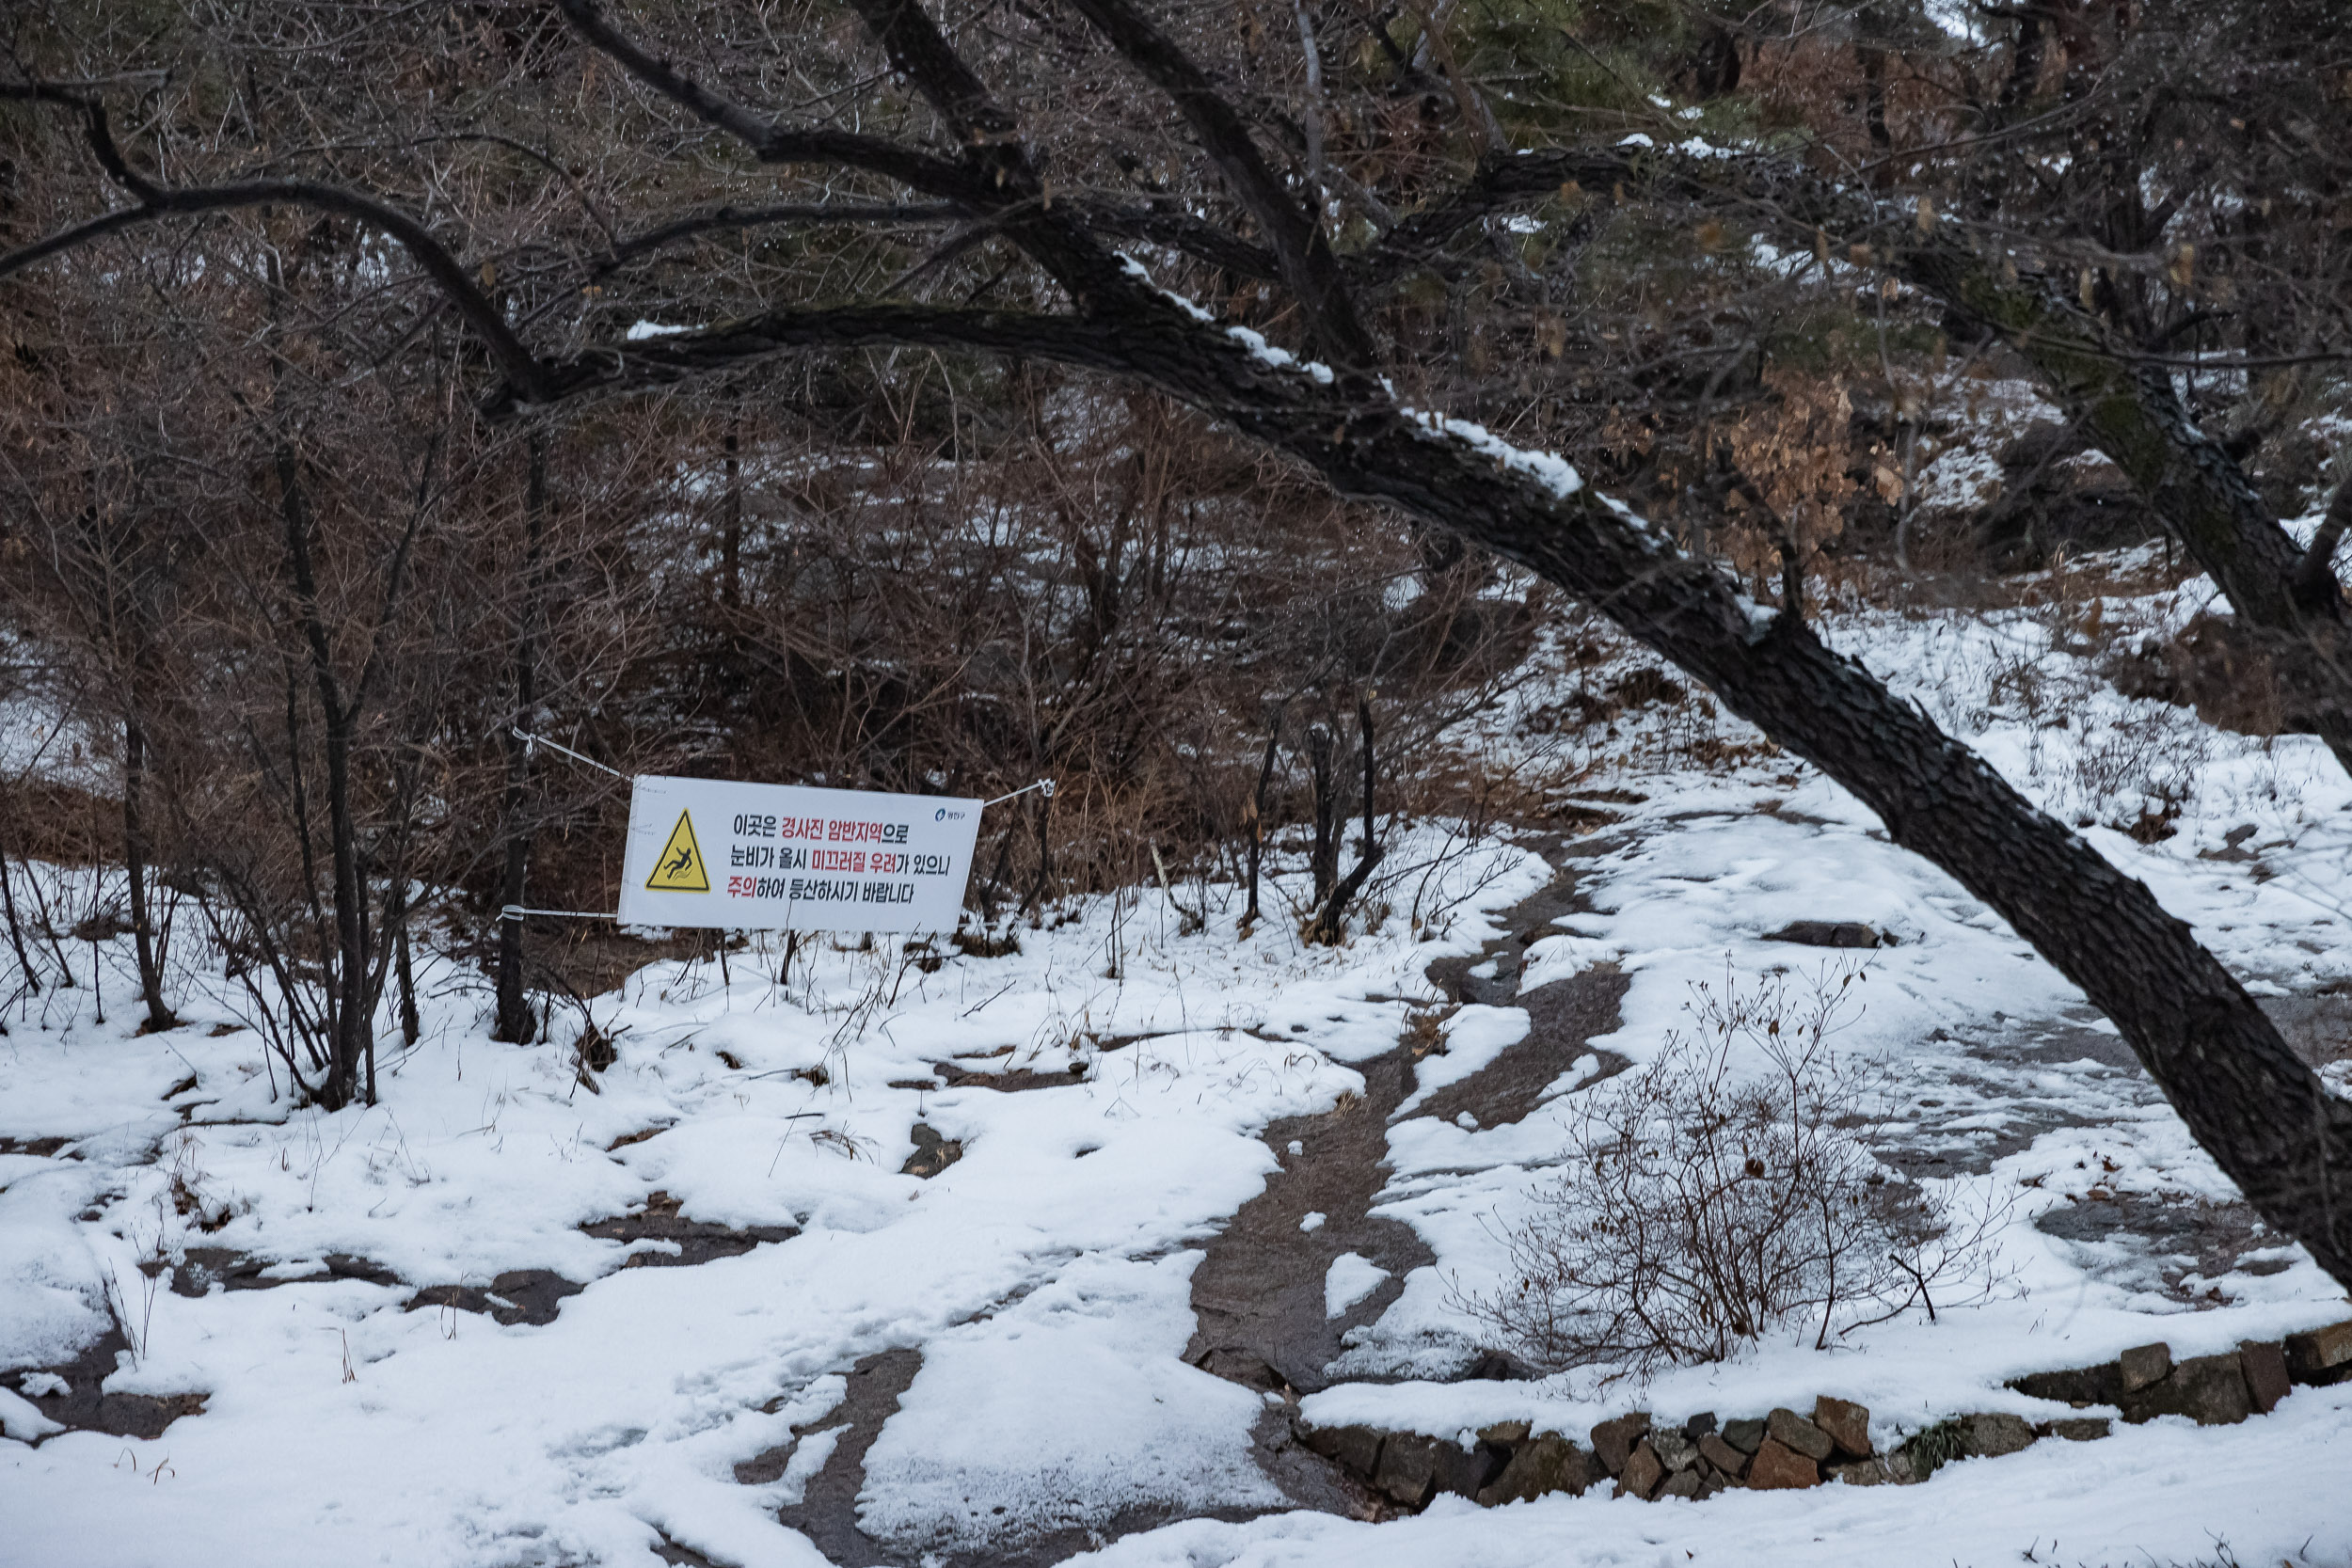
{"left": 0, "top": 826, "right": 39, "bottom": 999}
{"left": 1305, "top": 722, "right": 1337, "bottom": 909}
{"left": 1021, "top": 784, "right": 1055, "bottom": 916}
{"left": 394, "top": 918, "right": 420, "bottom": 1046}
{"left": 494, "top": 431, "right": 549, "bottom": 1044}
{"left": 1241, "top": 705, "right": 1282, "bottom": 932}
{"left": 1855, "top": 4, "right": 1893, "bottom": 157}
{"left": 121, "top": 717, "right": 175, "bottom": 1032}
{"left": 274, "top": 446, "right": 372, "bottom": 1109}
{"left": 1309, "top": 692, "right": 1382, "bottom": 943}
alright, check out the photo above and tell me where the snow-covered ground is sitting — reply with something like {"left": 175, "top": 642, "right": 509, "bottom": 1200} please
{"left": 4, "top": 551, "right": 2351, "bottom": 1568}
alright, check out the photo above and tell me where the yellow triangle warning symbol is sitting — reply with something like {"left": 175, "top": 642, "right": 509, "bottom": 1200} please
{"left": 645, "top": 810, "right": 710, "bottom": 893}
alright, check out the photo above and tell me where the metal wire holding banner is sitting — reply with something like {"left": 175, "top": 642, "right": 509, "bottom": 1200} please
{"left": 984, "top": 778, "right": 1056, "bottom": 808}
{"left": 518, "top": 728, "right": 1050, "bottom": 812}
{"left": 512, "top": 726, "right": 628, "bottom": 781}
{"left": 501, "top": 904, "right": 615, "bottom": 923}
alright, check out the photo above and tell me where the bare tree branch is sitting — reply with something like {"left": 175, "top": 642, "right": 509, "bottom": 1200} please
{"left": 0, "top": 83, "right": 553, "bottom": 400}
{"left": 1060, "top": 0, "right": 1374, "bottom": 368}
{"left": 550, "top": 0, "right": 986, "bottom": 203}
{"left": 486, "top": 304, "right": 1139, "bottom": 414}
{"left": 596, "top": 200, "right": 966, "bottom": 277}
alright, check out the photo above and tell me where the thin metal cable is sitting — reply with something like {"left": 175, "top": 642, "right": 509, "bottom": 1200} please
{"left": 984, "top": 778, "right": 1056, "bottom": 808}
{"left": 512, "top": 726, "right": 627, "bottom": 781}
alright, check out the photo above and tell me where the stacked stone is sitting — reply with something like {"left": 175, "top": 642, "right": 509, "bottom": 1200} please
{"left": 1588, "top": 1400, "right": 1877, "bottom": 1498}
{"left": 1290, "top": 1316, "right": 2352, "bottom": 1513}
{"left": 2009, "top": 1321, "right": 2351, "bottom": 1427}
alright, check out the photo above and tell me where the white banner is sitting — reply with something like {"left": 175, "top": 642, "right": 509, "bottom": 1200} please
{"left": 615, "top": 774, "right": 982, "bottom": 932}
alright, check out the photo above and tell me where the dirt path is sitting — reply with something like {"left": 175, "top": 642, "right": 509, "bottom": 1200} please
{"left": 744, "top": 836, "right": 1640, "bottom": 1562}
{"left": 1184, "top": 834, "right": 1629, "bottom": 1397}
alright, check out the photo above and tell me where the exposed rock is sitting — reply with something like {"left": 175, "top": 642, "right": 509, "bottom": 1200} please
{"left": 1720, "top": 1416, "right": 1766, "bottom": 1454}
{"left": 1438, "top": 1436, "right": 1512, "bottom": 1500}
{"left": 1478, "top": 1419, "right": 1531, "bottom": 1447}
{"left": 1829, "top": 1459, "right": 1891, "bottom": 1486}
{"left": 930, "top": 1057, "right": 1084, "bottom": 1092}
{"left": 2285, "top": 1319, "right": 2352, "bottom": 1385}
{"left": 1697, "top": 1433, "right": 1749, "bottom": 1479}
{"left": 2122, "top": 1352, "right": 2251, "bottom": 1426}
{"left": 1958, "top": 1412, "right": 2036, "bottom": 1458}
{"left": 1373, "top": 1431, "right": 1504, "bottom": 1508}
{"left": 1764, "top": 920, "right": 1889, "bottom": 949}
{"left": 1883, "top": 1444, "right": 1928, "bottom": 1485}
{"left": 1299, "top": 1421, "right": 1384, "bottom": 1478}
{"left": 579, "top": 1192, "right": 799, "bottom": 1270}
{"left": 1696, "top": 1468, "right": 1731, "bottom": 1499}
{"left": 168, "top": 1247, "right": 405, "bottom": 1298}
{"left": 1744, "top": 1438, "right": 1820, "bottom": 1490}
{"left": 1372, "top": 1432, "right": 1441, "bottom": 1508}
{"left": 1659, "top": 1466, "right": 1703, "bottom": 1500}
{"left": 1590, "top": 1412, "right": 1651, "bottom": 1476}
{"left": 1457, "top": 1348, "right": 1538, "bottom": 1382}
{"left": 2118, "top": 1341, "right": 2173, "bottom": 1393}
{"left": 1615, "top": 1439, "right": 1665, "bottom": 1500}
{"left": 1476, "top": 1434, "right": 1594, "bottom": 1506}
{"left": 405, "top": 1268, "right": 585, "bottom": 1327}
{"left": 1682, "top": 1411, "right": 1717, "bottom": 1438}
{"left": 2045, "top": 1418, "right": 2111, "bottom": 1441}
{"left": 2239, "top": 1340, "right": 2292, "bottom": 1414}
{"left": 899, "top": 1123, "right": 963, "bottom": 1179}
{"left": 1196, "top": 1347, "right": 1288, "bottom": 1390}
{"left": 1764, "top": 1406, "right": 1835, "bottom": 1463}
{"left": 2009, "top": 1362, "right": 2123, "bottom": 1406}
{"left": 8, "top": 1329, "right": 208, "bottom": 1443}
{"left": 1649, "top": 1429, "right": 1699, "bottom": 1473}
{"left": 1811, "top": 1396, "right": 1871, "bottom": 1459}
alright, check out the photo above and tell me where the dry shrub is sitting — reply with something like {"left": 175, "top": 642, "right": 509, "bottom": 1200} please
{"left": 1712, "top": 368, "right": 1858, "bottom": 590}
{"left": 1458, "top": 962, "right": 2008, "bottom": 1382}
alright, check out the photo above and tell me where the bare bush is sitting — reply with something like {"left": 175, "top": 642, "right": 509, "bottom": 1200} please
{"left": 1459, "top": 962, "right": 2009, "bottom": 1382}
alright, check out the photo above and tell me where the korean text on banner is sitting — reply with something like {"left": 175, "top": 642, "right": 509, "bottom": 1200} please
{"left": 615, "top": 774, "right": 981, "bottom": 931}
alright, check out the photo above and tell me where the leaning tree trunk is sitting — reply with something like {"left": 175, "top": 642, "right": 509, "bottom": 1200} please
{"left": 1232, "top": 366, "right": 2352, "bottom": 1289}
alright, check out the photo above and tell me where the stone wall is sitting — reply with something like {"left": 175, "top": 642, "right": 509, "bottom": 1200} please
{"left": 1297, "top": 1316, "right": 2352, "bottom": 1510}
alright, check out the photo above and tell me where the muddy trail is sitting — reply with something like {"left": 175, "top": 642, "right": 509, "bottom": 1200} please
{"left": 744, "top": 837, "right": 1635, "bottom": 1565}
{"left": 1183, "top": 834, "right": 1629, "bottom": 1402}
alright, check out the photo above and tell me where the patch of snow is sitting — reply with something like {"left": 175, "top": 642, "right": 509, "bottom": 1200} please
{"left": 1396, "top": 407, "right": 1587, "bottom": 503}
{"left": 856, "top": 1253, "right": 1283, "bottom": 1549}
{"left": 1325, "top": 1253, "right": 1390, "bottom": 1318}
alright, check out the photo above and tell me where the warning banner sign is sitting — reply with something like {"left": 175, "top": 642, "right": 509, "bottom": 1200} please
{"left": 616, "top": 774, "right": 981, "bottom": 931}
